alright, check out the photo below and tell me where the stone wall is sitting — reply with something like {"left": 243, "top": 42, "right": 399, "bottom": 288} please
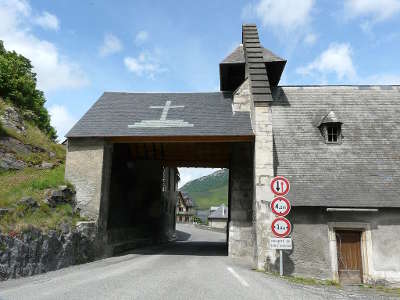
{"left": 288, "top": 207, "right": 400, "bottom": 285}
{"left": 229, "top": 78, "right": 277, "bottom": 268}
{"left": 161, "top": 191, "right": 177, "bottom": 241}
{"left": 228, "top": 142, "right": 255, "bottom": 260}
{"left": 287, "top": 207, "right": 331, "bottom": 279}
{"left": 65, "top": 138, "right": 110, "bottom": 221}
{"left": 0, "top": 222, "right": 96, "bottom": 281}
{"left": 252, "top": 103, "right": 276, "bottom": 271}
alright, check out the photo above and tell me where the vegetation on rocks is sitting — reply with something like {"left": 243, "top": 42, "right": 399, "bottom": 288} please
{"left": 0, "top": 165, "right": 85, "bottom": 234}
{"left": 0, "top": 41, "right": 84, "bottom": 237}
{"left": 0, "top": 40, "right": 96, "bottom": 282}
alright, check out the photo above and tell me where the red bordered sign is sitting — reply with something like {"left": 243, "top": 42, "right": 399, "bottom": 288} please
{"left": 271, "top": 197, "right": 291, "bottom": 217}
{"left": 270, "top": 176, "right": 290, "bottom": 196}
{"left": 271, "top": 217, "right": 292, "bottom": 238}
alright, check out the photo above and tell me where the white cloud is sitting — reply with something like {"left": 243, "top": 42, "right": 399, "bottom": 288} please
{"left": 124, "top": 51, "right": 167, "bottom": 78}
{"left": 344, "top": 0, "right": 400, "bottom": 32}
{"left": 34, "top": 11, "right": 59, "bottom": 31}
{"left": 48, "top": 104, "right": 77, "bottom": 140}
{"left": 178, "top": 168, "right": 219, "bottom": 188}
{"left": 243, "top": 0, "right": 314, "bottom": 33}
{"left": 99, "top": 33, "right": 123, "bottom": 57}
{"left": 0, "top": 0, "right": 88, "bottom": 92}
{"left": 297, "top": 42, "right": 400, "bottom": 84}
{"left": 304, "top": 33, "right": 317, "bottom": 46}
{"left": 297, "top": 43, "right": 356, "bottom": 81}
{"left": 345, "top": 0, "right": 400, "bottom": 22}
{"left": 135, "top": 30, "right": 149, "bottom": 44}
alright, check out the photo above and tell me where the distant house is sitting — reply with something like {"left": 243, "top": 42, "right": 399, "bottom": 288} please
{"left": 176, "top": 192, "right": 195, "bottom": 223}
{"left": 208, "top": 204, "right": 227, "bottom": 229}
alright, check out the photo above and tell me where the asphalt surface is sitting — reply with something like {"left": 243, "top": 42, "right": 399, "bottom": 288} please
{"left": 0, "top": 224, "right": 396, "bottom": 300}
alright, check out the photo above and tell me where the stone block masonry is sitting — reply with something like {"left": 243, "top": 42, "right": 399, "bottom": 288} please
{"left": 65, "top": 138, "right": 112, "bottom": 222}
{"left": 253, "top": 103, "right": 277, "bottom": 271}
{"left": 228, "top": 142, "right": 255, "bottom": 260}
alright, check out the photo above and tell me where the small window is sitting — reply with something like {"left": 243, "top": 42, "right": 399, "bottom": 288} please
{"left": 322, "top": 123, "right": 341, "bottom": 144}
{"left": 327, "top": 124, "right": 338, "bottom": 143}
{"left": 318, "top": 111, "right": 342, "bottom": 144}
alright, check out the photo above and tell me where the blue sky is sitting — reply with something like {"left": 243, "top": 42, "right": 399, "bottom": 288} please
{"left": 1, "top": 0, "right": 400, "bottom": 185}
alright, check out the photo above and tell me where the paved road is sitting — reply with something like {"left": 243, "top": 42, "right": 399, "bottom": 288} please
{"left": 0, "top": 224, "right": 395, "bottom": 300}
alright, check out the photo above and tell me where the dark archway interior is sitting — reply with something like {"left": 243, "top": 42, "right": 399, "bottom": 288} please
{"left": 106, "top": 141, "right": 238, "bottom": 255}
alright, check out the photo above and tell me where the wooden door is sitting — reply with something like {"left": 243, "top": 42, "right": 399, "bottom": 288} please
{"left": 336, "top": 230, "right": 363, "bottom": 284}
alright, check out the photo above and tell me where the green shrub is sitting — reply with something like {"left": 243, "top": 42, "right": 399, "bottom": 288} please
{"left": 0, "top": 41, "right": 57, "bottom": 140}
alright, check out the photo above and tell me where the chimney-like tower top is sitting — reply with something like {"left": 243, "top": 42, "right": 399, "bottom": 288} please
{"left": 242, "top": 24, "right": 273, "bottom": 103}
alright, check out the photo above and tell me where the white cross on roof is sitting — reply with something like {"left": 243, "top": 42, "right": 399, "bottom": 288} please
{"left": 128, "top": 100, "right": 194, "bottom": 128}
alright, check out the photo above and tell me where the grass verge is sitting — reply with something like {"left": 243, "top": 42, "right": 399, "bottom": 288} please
{"left": 282, "top": 275, "right": 339, "bottom": 287}
{"left": 257, "top": 270, "right": 339, "bottom": 287}
{"left": 360, "top": 284, "right": 400, "bottom": 296}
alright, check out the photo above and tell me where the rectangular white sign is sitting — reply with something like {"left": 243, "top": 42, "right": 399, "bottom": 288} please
{"left": 269, "top": 238, "right": 292, "bottom": 250}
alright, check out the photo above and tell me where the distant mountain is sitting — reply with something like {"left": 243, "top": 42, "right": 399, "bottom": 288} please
{"left": 180, "top": 169, "right": 228, "bottom": 210}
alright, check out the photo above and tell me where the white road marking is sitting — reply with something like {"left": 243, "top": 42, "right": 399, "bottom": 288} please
{"left": 227, "top": 267, "right": 249, "bottom": 287}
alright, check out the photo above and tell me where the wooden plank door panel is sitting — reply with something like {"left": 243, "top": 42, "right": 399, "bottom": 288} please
{"left": 336, "top": 230, "right": 363, "bottom": 284}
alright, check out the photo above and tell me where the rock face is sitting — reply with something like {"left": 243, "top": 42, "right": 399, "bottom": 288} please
{"left": 45, "top": 186, "right": 77, "bottom": 208}
{"left": 0, "top": 222, "right": 97, "bottom": 281}
{"left": 0, "top": 106, "right": 25, "bottom": 134}
{"left": 18, "top": 197, "right": 38, "bottom": 209}
{"left": 0, "top": 103, "right": 59, "bottom": 171}
{"left": 0, "top": 150, "right": 27, "bottom": 170}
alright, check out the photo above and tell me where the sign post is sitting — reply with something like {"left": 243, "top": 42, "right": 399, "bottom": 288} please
{"left": 270, "top": 176, "right": 291, "bottom": 277}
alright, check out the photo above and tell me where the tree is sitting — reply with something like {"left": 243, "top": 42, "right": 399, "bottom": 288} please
{"left": 0, "top": 40, "right": 57, "bottom": 140}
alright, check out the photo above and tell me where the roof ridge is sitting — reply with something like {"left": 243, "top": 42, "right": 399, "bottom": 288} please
{"left": 280, "top": 85, "right": 400, "bottom": 87}
{"left": 103, "top": 91, "right": 232, "bottom": 94}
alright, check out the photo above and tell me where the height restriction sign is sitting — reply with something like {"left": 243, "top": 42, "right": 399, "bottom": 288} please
{"left": 270, "top": 176, "right": 290, "bottom": 196}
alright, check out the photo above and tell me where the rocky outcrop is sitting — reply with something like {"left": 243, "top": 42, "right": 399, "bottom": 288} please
{"left": 45, "top": 186, "right": 77, "bottom": 208}
{"left": 0, "top": 136, "right": 49, "bottom": 170}
{"left": 17, "top": 197, "right": 39, "bottom": 209}
{"left": 0, "top": 222, "right": 97, "bottom": 281}
{"left": 0, "top": 102, "right": 61, "bottom": 171}
{"left": 0, "top": 150, "right": 27, "bottom": 170}
{"left": 0, "top": 106, "right": 25, "bottom": 134}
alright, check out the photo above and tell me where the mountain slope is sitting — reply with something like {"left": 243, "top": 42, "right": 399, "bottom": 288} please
{"left": 180, "top": 169, "right": 228, "bottom": 210}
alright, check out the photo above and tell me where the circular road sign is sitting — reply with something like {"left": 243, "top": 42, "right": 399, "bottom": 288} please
{"left": 271, "top": 217, "right": 292, "bottom": 238}
{"left": 271, "top": 197, "right": 291, "bottom": 217}
{"left": 270, "top": 176, "right": 290, "bottom": 196}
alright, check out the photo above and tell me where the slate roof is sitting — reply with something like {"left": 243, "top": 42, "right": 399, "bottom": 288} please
{"left": 272, "top": 85, "right": 400, "bottom": 208}
{"left": 208, "top": 204, "right": 228, "bottom": 219}
{"left": 66, "top": 92, "right": 253, "bottom": 138}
